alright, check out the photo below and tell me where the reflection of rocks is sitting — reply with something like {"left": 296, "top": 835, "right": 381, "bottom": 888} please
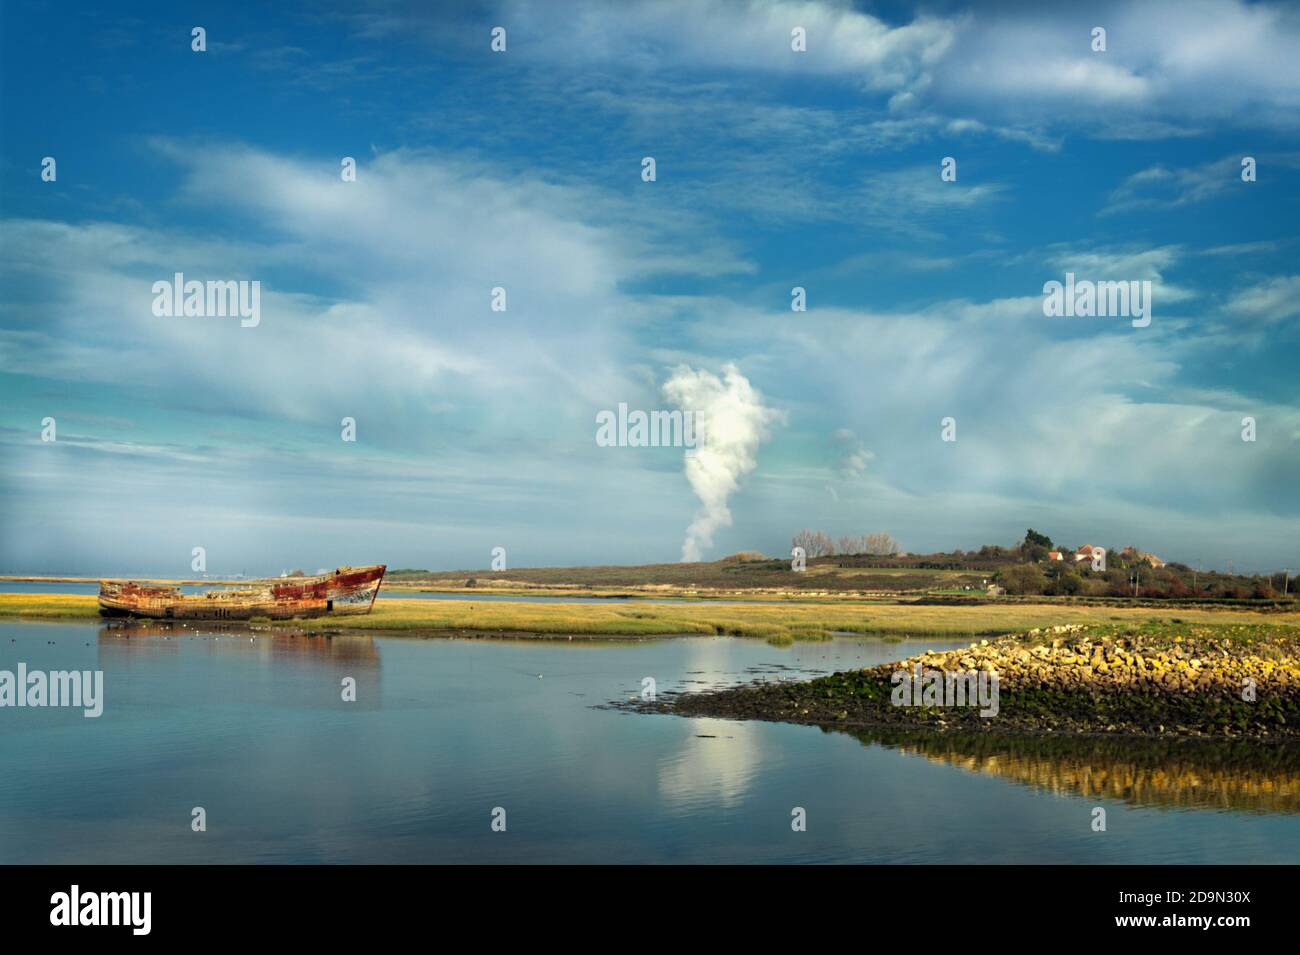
{"left": 834, "top": 726, "right": 1300, "bottom": 814}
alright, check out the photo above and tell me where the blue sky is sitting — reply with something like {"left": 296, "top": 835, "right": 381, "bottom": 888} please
{"left": 2, "top": 0, "right": 1299, "bottom": 576}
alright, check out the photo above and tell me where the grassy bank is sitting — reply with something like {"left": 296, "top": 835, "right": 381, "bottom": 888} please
{"left": 387, "top": 550, "right": 1300, "bottom": 602}
{"left": 386, "top": 557, "right": 976, "bottom": 593}
{"left": 655, "top": 621, "right": 1300, "bottom": 739}
{"left": 3, "top": 593, "right": 1300, "bottom": 642}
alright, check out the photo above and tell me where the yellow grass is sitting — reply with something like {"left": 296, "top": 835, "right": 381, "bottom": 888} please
{"left": 0, "top": 594, "right": 100, "bottom": 619}
{"left": 4, "top": 592, "right": 1299, "bottom": 642}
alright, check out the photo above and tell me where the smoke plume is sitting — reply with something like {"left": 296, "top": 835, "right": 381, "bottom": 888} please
{"left": 662, "top": 363, "right": 781, "bottom": 562}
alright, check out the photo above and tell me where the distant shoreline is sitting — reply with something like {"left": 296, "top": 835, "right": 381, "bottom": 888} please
{"left": 1, "top": 575, "right": 1294, "bottom": 612}
{"left": 0, "top": 575, "right": 249, "bottom": 585}
{"left": 4, "top": 593, "right": 1300, "bottom": 643}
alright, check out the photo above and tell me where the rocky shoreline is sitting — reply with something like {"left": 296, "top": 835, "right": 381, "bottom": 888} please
{"left": 651, "top": 623, "right": 1300, "bottom": 740}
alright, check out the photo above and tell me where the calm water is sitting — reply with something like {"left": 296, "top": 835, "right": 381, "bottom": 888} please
{"left": 3, "top": 581, "right": 143, "bottom": 595}
{"left": 0, "top": 620, "right": 1295, "bottom": 864}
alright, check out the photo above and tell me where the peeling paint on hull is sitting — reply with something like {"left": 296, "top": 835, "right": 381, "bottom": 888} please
{"left": 97, "top": 565, "right": 386, "bottom": 620}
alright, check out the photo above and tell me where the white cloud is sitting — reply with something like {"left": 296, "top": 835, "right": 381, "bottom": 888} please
{"left": 1226, "top": 275, "right": 1300, "bottom": 324}
{"left": 502, "top": 0, "right": 955, "bottom": 90}
{"left": 1045, "top": 245, "right": 1197, "bottom": 304}
{"left": 458, "top": 0, "right": 1300, "bottom": 135}
{"left": 905, "top": 0, "right": 1300, "bottom": 131}
{"left": 671, "top": 274, "right": 1299, "bottom": 545}
{"left": 832, "top": 428, "right": 874, "bottom": 477}
{"left": 1103, "top": 155, "right": 1255, "bottom": 214}
{"left": 0, "top": 144, "right": 760, "bottom": 439}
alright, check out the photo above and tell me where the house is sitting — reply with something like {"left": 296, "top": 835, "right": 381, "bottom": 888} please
{"left": 986, "top": 584, "right": 1006, "bottom": 597}
{"left": 1074, "top": 544, "right": 1098, "bottom": 562}
{"left": 1121, "top": 546, "right": 1166, "bottom": 568}
{"left": 1047, "top": 551, "right": 1064, "bottom": 561}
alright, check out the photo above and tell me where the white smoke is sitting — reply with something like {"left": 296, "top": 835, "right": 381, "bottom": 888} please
{"left": 662, "top": 363, "right": 781, "bottom": 562}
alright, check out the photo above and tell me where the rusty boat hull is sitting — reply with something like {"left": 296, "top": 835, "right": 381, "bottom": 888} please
{"left": 97, "top": 564, "right": 386, "bottom": 620}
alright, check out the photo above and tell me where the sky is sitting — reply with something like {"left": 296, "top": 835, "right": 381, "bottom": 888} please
{"left": 1, "top": 0, "right": 1298, "bottom": 577}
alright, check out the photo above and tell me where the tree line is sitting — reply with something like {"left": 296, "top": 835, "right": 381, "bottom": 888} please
{"left": 791, "top": 530, "right": 902, "bottom": 557}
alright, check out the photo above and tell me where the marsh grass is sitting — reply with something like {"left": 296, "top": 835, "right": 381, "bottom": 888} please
{"left": 4, "top": 593, "right": 1299, "bottom": 641}
{"left": 0, "top": 594, "right": 93, "bottom": 619}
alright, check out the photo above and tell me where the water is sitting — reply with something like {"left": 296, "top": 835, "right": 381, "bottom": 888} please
{"left": 0, "top": 620, "right": 1295, "bottom": 863}
{"left": 1, "top": 581, "right": 107, "bottom": 595}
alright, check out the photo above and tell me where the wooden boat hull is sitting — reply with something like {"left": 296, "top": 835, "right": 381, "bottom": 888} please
{"left": 97, "top": 565, "right": 386, "bottom": 620}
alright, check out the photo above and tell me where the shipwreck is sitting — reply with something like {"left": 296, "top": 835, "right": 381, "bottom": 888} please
{"left": 98, "top": 565, "right": 386, "bottom": 620}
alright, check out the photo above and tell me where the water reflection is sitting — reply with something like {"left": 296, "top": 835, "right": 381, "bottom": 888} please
{"left": 3, "top": 621, "right": 1296, "bottom": 862}
{"left": 96, "top": 621, "right": 383, "bottom": 706}
{"left": 834, "top": 725, "right": 1300, "bottom": 814}
{"left": 99, "top": 620, "right": 379, "bottom": 658}
{"left": 658, "top": 717, "right": 765, "bottom": 810}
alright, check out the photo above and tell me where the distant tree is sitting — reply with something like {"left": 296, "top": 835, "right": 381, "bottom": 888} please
{"left": 834, "top": 533, "right": 901, "bottom": 556}
{"left": 1102, "top": 568, "right": 1132, "bottom": 597}
{"left": 792, "top": 529, "right": 835, "bottom": 558}
{"left": 998, "top": 563, "right": 1048, "bottom": 596}
{"left": 1044, "top": 561, "right": 1083, "bottom": 595}
{"left": 864, "top": 532, "right": 902, "bottom": 556}
{"left": 1020, "top": 529, "right": 1053, "bottom": 562}
{"left": 1054, "top": 572, "right": 1084, "bottom": 596}
{"left": 1024, "top": 529, "right": 1053, "bottom": 549}
{"left": 1081, "top": 575, "right": 1111, "bottom": 597}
